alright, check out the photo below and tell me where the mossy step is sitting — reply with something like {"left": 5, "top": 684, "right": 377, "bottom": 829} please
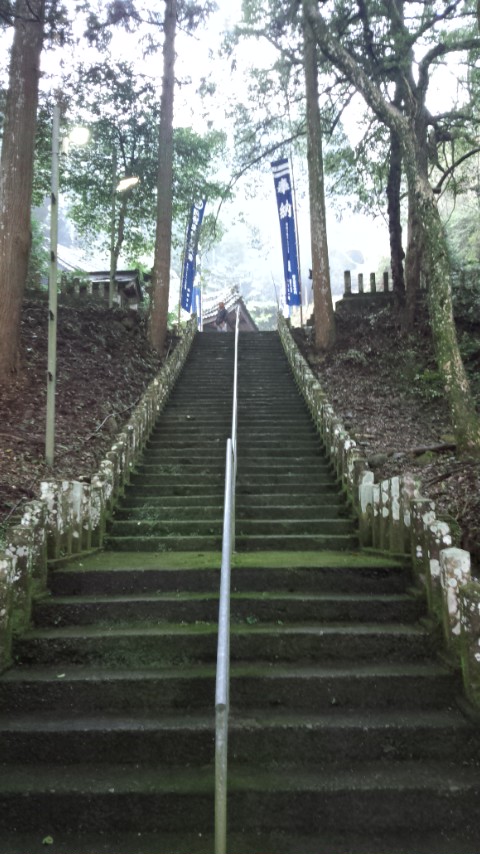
{"left": 170, "top": 392, "right": 302, "bottom": 402}
{"left": 142, "top": 446, "right": 328, "bottom": 461}
{"left": 108, "top": 513, "right": 354, "bottom": 538}
{"left": 0, "top": 761, "right": 478, "bottom": 833}
{"left": 123, "top": 484, "right": 225, "bottom": 497}
{"left": 14, "top": 622, "right": 435, "bottom": 668}
{"left": 1, "top": 708, "right": 476, "bottom": 766}
{"left": 133, "top": 462, "right": 227, "bottom": 475}
{"left": 236, "top": 504, "right": 349, "bottom": 520}
{"left": 33, "top": 591, "right": 423, "bottom": 629}
{"left": 116, "top": 504, "right": 348, "bottom": 522}
{"left": 108, "top": 519, "right": 224, "bottom": 536}
{"left": 120, "top": 493, "right": 344, "bottom": 509}
{"left": 135, "top": 460, "right": 332, "bottom": 474}
{"left": 2, "top": 828, "right": 480, "bottom": 854}
{"left": 153, "top": 421, "right": 317, "bottom": 433}
{"left": 48, "top": 559, "right": 409, "bottom": 596}
{"left": 0, "top": 662, "right": 459, "bottom": 714}
{"left": 113, "top": 505, "right": 224, "bottom": 521}
{"left": 147, "top": 434, "right": 319, "bottom": 448}
{"left": 104, "top": 532, "right": 359, "bottom": 552}
{"left": 235, "top": 472, "right": 340, "bottom": 484}
{"left": 128, "top": 472, "right": 224, "bottom": 485}
{"left": 152, "top": 416, "right": 231, "bottom": 427}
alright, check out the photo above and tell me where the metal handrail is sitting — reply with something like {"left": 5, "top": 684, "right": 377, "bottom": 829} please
{"left": 215, "top": 305, "right": 240, "bottom": 854}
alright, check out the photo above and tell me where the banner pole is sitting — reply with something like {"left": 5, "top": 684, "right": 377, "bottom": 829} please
{"left": 178, "top": 212, "right": 190, "bottom": 328}
{"left": 179, "top": 199, "right": 207, "bottom": 318}
{"left": 271, "top": 158, "right": 302, "bottom": 318}
{"left": 290, "top": 155, "right": 303, "bottom": 327}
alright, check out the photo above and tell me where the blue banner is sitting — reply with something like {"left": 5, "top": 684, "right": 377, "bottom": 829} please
{"left": 271, "top": 158, "right": 301, "bottom": 307}
{"left": 193, "top": 285, "right": 202, "bottom": 330}
{"left": 180, "top": 199, "right": 206, "bottom": 312}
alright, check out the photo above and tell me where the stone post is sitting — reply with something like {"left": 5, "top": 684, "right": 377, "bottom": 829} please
{"left": 344, "top": 270, "right": 352, "bottom": 296}
{"left": 388, "top": 476, "right": 404, "bottom": 554}
{"left": 459, "top": 581, "right": 480, "bottom": 707}
{"left": 439, "top": 548, "right": 471, "bottom": 653}
{"left": 5, "top": 527, "right": 34, "bottom": 631}
{"left": 410, "top": 498, "right": 436, "bottom": 593}
{"left": 0, "top": 556, "right": 14, "bottom": 670}
{"left": 358, "top": 471, "right": 374, "bottom": 547}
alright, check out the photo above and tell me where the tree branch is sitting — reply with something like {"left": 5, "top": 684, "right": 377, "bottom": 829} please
{"left": 434, "top": 145, "right": 480, "bottom": 193}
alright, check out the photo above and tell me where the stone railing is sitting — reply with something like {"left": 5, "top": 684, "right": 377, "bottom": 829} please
{"left": 342, "top": 269, "right": 392, "bottom": 296}
{"left": 0, "top": 318, "right": 197, "bottom": 670}
{"left": 278, "top": 314, "right": 480, "bottom": 708}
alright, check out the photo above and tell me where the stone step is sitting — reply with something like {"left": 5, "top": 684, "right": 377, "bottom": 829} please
{"left": 2, "top": 827, "right": 479, "bottom": 854}
{"left": 103, "top": 532, "right": 359, "bottom": 551}
{"left": 14, "top": 622, "right": 435, "bottom": 668}
{"left": 32, "top": 591, "right": 423, "bottom": 628}
{"left": 116, "top": 504, "right": 348, "bottom": 522}
{"left": 123, "top": 483, "right": 226, "bottom": 497}
{"left": 143, "top": 442, "right": 326, "bottom": 457}
{"left": 0, "top": 662, "right": 460, "bottom": 715}
{"left": 134, "top": 457, "right": 332, "bottom": 472}
{"left": 48, "top": 559, "right": 410, "bottom": 596}
{"left": 0, "top": 761, "right": 478, "bottom": 834}
{"left": 127, "top": 470, "right": 338, "bottom": 486}
{"left": 0, "top": 708, "right": 475, "bottom": 766}
{"left": 108, "top": 518, "right": 355, "bottom": 539}
{"left": 146, "top": 444, "right": 324, "bottom": 458}
{"left": 121, "top": 492, "right": 344, "bottom": 508}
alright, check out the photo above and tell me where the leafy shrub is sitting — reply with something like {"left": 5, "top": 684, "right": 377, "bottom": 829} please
{"left": 413, "top": 368, "right": 444, "bottom": 400}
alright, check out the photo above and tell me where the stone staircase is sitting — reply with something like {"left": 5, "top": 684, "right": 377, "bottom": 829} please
{"left": 0, "top": 331, "right": 479, "bottom": 854}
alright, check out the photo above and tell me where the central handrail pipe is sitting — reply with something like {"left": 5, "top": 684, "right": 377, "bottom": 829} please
{"left": 215, "top": 305, "right": 240, "bottom": 854}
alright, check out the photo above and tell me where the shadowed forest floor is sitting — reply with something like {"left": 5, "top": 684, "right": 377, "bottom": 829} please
{"left": 0, "top": 296, "right": 479, "bottom": 572}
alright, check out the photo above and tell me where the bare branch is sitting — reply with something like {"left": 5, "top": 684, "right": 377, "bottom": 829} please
{"left": 434, "top": 145, "right": 480, "bottom": 193}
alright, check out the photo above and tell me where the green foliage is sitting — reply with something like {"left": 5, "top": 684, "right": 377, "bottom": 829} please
{"left": 451, "top": 268, "right": 480, "bottom": 325}
{"left": 413, "top": 368, "right": 445, "bottom": 401}
{"left": 445, "top": 196, "right": 480, "bottom": 267}
{"left": 336, "top": 348, "right": 369, "bottom": 367}
{"left": 26, "top": 218, "right": 49, "bottom": 289}
{"left": 44, "top": 61, "right": 230, "bottom": 263}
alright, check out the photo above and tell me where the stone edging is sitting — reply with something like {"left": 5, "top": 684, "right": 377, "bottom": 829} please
{"left": 0, "top": 318, "right": 198, "bottom": 669}
{"left": 278, "top": 314, "right": 480, "bottom": 707}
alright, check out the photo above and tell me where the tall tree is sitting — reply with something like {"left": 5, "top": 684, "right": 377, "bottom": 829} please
{"left": 148, "top": 0, "right": 217, "bottom": 353}
{"left": 0, "top": 0, "right": 45, "bottom": 381}
{"left": 302, "top": 0, "right": 335, "bottom": 348}
{"left": 305, "top": 1, "right": 480, "bottom": 454}
{"left": 232, "top": 0, "right": 337, "bottom": 347}
{"left": 149, "top": 0, "right": 177, "bottom": 354}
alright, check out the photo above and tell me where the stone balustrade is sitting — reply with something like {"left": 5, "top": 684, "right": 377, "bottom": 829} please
{"left": 278, "top": 313, "right": 480, "bottom": 706}
{"left": 0, "top": 317, "right": 197, "bottom": 670}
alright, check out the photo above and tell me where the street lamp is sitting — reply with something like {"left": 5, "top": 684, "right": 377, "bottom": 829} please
{"left": 45, "top": 101, "right": 90, "bottom": 467}
{"left": 109, "top": 171, "right": 140, "bottom": 308}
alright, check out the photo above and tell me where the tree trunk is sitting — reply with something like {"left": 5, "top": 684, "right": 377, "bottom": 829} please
{"left": 404, "top": 107, "right": 429, "bottom": 327}
{"left": 304, "top": 1, "right": 480, "bottom": 454}
{"left": 0, "top": 0, "right": 45, "bottom": 382}
{"left": 150, "top": 0, "right": 177, "bottom": 355}
{"left": 386, "top": 127, "right": 405, "bottom": 314}
{"left": 404, "top": 183, "right": 423, "bottom": 325}
{"left": 302, "top": 0, "right": 335, "bottom": 350}
{"left": 402, "top": 127, "right": 480, "bottom": 453}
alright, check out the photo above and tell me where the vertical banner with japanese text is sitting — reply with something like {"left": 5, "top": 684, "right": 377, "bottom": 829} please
{"left": 271, "top": 158, "right": 301, "bottom": 307}
{"left": 180, "top": 199, "right": 207, "bottom": 312}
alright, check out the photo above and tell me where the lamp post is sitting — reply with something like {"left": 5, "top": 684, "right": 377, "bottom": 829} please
{"left": 45, "top": 101, "right": 61, "bottom": 468}
{"left": 108, "top": 148, "right": 118, "bottom": 309}
{"left": 109, "top": 172, "right": 140, "bottom": 308}
{"left": 45, "top": 102, "right": 89, "bottom": 467}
